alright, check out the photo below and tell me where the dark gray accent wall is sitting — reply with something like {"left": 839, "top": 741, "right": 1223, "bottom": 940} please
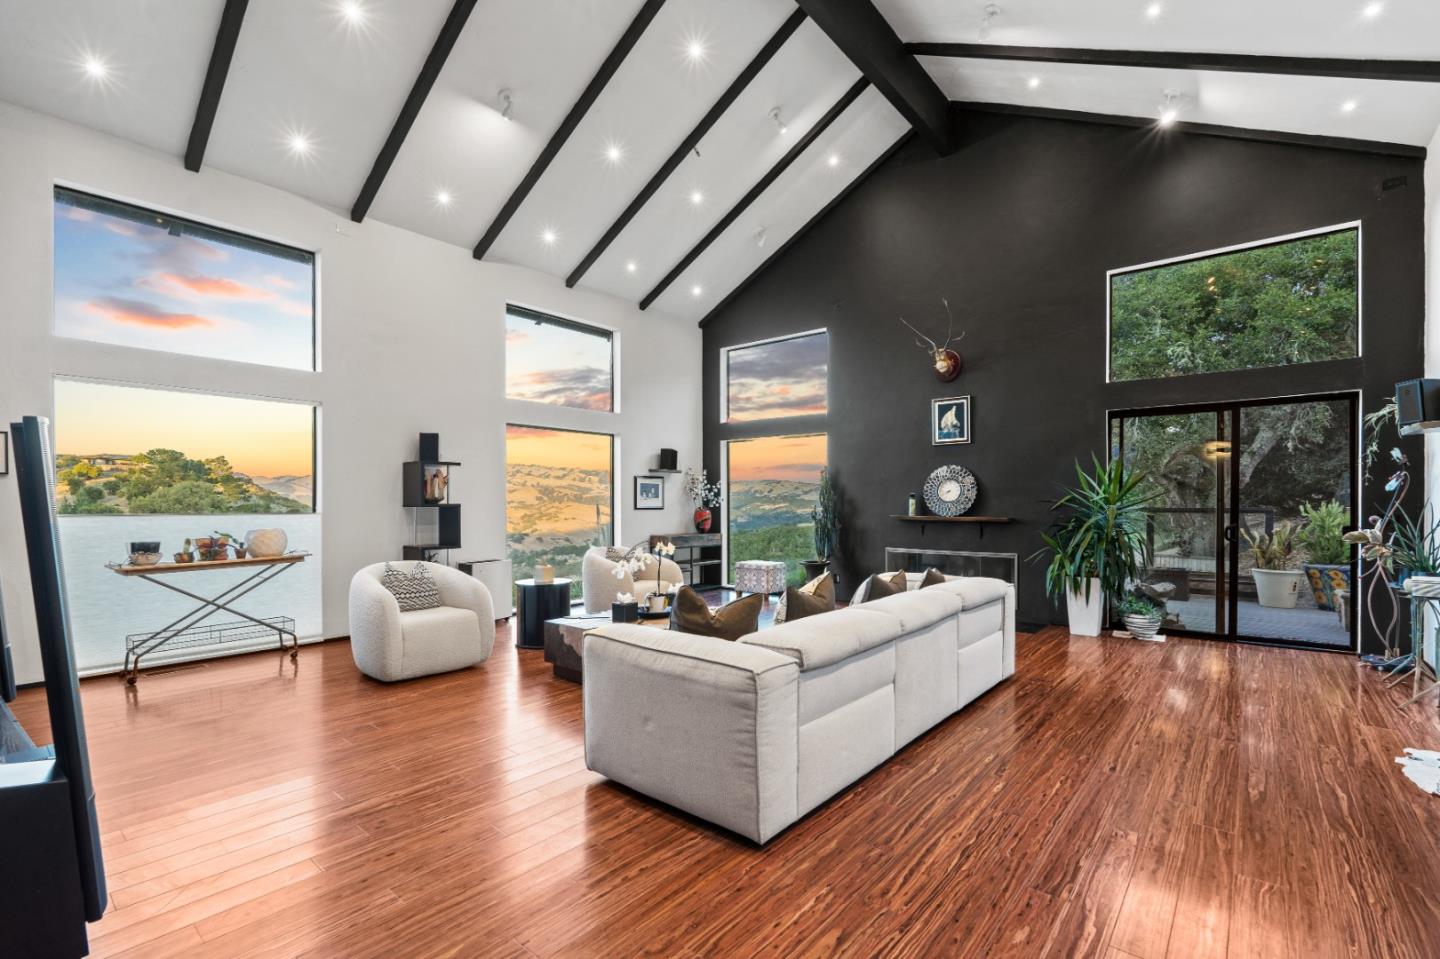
{"left": 703, "top": 107, "right": 1426, "bottom": 646}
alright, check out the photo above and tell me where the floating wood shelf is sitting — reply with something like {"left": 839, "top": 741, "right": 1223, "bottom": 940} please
{"left": 890, "top": 515, "right": 1014, "bottom": 539}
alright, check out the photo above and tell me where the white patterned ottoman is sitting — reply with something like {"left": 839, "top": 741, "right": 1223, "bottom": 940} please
{"left": 734, "top": 560, "right": 787, "bottom": 596}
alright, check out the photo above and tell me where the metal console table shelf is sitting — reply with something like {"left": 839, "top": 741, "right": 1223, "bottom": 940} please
{"left": 1387, "top": 590, "right": 1440, "bottom": 709}
{"left": 107, "top": 553, "right": 308, "bottom": 684}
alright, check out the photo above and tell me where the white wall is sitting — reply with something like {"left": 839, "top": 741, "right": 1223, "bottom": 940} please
{"left": 0, "top": 101, "right": 703, "bottom": 684}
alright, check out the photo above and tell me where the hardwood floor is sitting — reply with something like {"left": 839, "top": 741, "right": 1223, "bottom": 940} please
{"left": 13, "top": 625, "right": 1440, "bottom": 958}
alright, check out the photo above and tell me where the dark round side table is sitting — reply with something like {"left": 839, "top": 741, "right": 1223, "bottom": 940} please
{"left": 514, "top": 578, "right": 572, "bottom": 650}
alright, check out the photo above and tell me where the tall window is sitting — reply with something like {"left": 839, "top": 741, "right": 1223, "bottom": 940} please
{"left": 53, "top": 188, "right": 316, "bottom": 370}
{"left": 505, "top": 426, "right": 613, "bottom": 600}
{"left": 505, "top": 306, "right": 614, "bottom": 411}
{"left": 52, "top": 379, "right": 320, "bottom": 673}
{"left": 1109, "top": 225, "right": 1358, "bottom": 383}
{"left": 726, "top": 434, "right": 828, "bottom": 587}
{"left": 724, "top": 330, "right": 828, "bottom": 422}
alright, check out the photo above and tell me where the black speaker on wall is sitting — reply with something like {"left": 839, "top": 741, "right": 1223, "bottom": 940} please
{"left": 657, "top": 448, "right": 678, "bottom": 471}
{"left": 1396, "top": 379, "right": 1440, "bottom": 426}
{"left": 418, "top": 433, "right": 440, "bottom": 462}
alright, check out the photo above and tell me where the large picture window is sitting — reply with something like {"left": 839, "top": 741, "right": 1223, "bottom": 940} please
{"left": 1108, "top": 226, "right": 1358, "bottom": 383}
{"left": 505, "top": 306, "right": 614, "bottom": 412}
{"left": 505, "top": 425, "right": 614, "bottom": 600}
{"left": 52, "top": 379, "right": 320, "bottom": 674}
{"left": 724, "top": 330, "right": 828, "bottom": 423}
{"left": 726, "top": 434, "right": 828, "bottom": 587}
{"left": 53, "top": 188, "right": 316, "bottom": 370}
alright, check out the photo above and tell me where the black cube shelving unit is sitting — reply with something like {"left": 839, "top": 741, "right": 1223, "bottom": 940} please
{"left": 403, "top": 457, "right": 461, "bottom": 562}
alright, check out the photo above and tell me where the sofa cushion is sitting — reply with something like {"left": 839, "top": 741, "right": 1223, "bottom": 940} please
{"left": 858, "top": 570, "right": 907, "bottom": 603}
{"left": 926, "top": 576, "right": 1010, "bottom": 608}
{"left": 918, "top": 567, "right": 948, "bottom": 589}
{"left": 798, "top": 643, "right": 895, "bottom": 726}
{"left": 670, "top": 587, "right": 763, "bottom": 641}
{"left": 959, "top": 601, "right": 1005, "bottom": 648}
{"left": 774, "top": 572, "right": 835, "bottom": 625}
{"left": 741, "top": 606, "right": 902, "bottom": 671}
{"left": 855, "top": 589, "right": 964, "bottom": 633}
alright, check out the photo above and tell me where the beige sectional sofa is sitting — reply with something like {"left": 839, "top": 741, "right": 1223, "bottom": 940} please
{"left": 581, "top": 577, "right": 1014, "bottom": 844}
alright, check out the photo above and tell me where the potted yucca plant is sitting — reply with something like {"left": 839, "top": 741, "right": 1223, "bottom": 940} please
{"left": 1244, "top": 521, "right": 1302, "bottom": 608}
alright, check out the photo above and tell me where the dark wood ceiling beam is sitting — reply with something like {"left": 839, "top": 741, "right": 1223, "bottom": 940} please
{"left": 639, "top": 77, "right": 869, "bottom": 311}
{"left": 796, "top": 0, "right": 953, "bottom": 154}
{"left": 472, "top": 0, "right": 668, "bottom": 260}
{"left": 351, "top": 0, "right": 480, "bottom": 223}
{"left": 184, "top": 0, "right": 249, "bottom": 172}
{"left": 565, "top": 8, "right": 808, "bottom": 289}
{"left": 905, "top": 43, "right": 1440, "bottom": 83}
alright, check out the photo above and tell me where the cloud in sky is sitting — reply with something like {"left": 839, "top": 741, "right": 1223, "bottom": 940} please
{"left": 727, "top": 333, "right": 829, "bottom": 421}
{"left": 507, "top": 367, "right": 611, "bottom": 411}
{"left": 85, "top": 296, "right": 215, "bottom": 330}
{"left": 140, "top": 271, "right": 280, "bottom": 302}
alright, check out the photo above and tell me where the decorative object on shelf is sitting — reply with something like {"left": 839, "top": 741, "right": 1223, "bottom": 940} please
{"left": 634, "top": 475, "right": 664, "bottom": 510}
{"left": 922, "top": 465, "right": 978, "bottom": 517}
{"left": 245, "top": 528, "right": 288, "bottom": 558}
{"left": 802, "top": 467, "right": 840, "bottom": 580}
{"left": 907, "top": 493, "right": 919, "bottom": 517}
{"left": 1116, "top": 594, "right": 1164, "bottom": 641}
{"left": 657, "top": 448, "right": 679, "bottom": 472}
{"left": 127, "top": 550, "right": 162, "bottom": 567}
{"left": 215, "top": 531, "right": 247, "bottom": 559}
{"left": 931, "top": 395, "right": 971, "bottom": 445}
{"left": 418, "top": 432, "right": 440, "bottom": 462}
{"left": 1031, "top": 457, "right": 1157, "bottom": 638}
{"left": 423, "top": 466, "right": 449, "bottom": 503}
{"left": 402, "top": 435, "right": 462, "bottom": 562}
{"left": 685, "top": 467, "right": 723, "bottom": 533}
{"left": 1244, "top": 522, "right": 1302, "bottom": 609}
{"left": 1297, "top": 500, "right": 1351, "bottom": 611}
{"left": 174, "top": 538, "right": 195, "bottom": 563}
{"left": 534, "top": 564, "right": 555, "bottom": 584}
{"left": 899, "top": 298, "right": 965, "bottom": 382}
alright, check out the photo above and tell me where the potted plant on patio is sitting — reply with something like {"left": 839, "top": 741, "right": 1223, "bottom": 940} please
{"left": 1244, "top": 521, "right": 1303, "bottom": 608}
{"left": 1297, "top": 500, "right": 1350, "bottom": 611}
{"left": 803, "top": 468, "right": 840, "bottom": 582}
{"left": 1032, "top": 457, "right": 1157, "bottom": 637}
{"left": 1116, "top": 594, "right": 1164, "bottom": 641}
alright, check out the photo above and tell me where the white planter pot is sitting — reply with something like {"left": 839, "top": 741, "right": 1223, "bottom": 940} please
{"left": 1124, "top": 613, "right": 1163, "bottom": 641}
{"left": 1066, "top": 579, "right": 1105, "bottom": 636}
{"left": 1252, "top": 568, "right": 1303, "bottom": 609}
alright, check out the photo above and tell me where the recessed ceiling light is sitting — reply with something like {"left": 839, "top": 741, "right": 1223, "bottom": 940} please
{"left": 685, "top": 37, "right": 708, "bottom": 63}
{"left": 690, "top": 284, "right": 704, "bottom": 298}
{"left": 1145, "top": 2, "right": 1163, "bottom": 19}
{"left": 1361, "top": 1, "right": 1384, "bottom": 18}
{"left": 434, "top": 189, "right": 454, "bottom": 208}
{"left": 603, "top": 140, "right": 625, "bottom": 167}
{"left": 82, "top": 54, "right": 109, "bottom": 82}
{"left": 827, "top": 153, "right": 841, "bottom": 168}
{"left": 540, "top": 228, "right": 558, "bottom": 246}
{"left": 689, "top": 189, "right": 705, "bottom": 207}
{"left": 1027, "top": 75, "right": 1041, "bottom": 90}
{"left": 286, "top": 132, "right": 312, "bottom": 156}
{"left": 625, "top": 260, "right": 638, "bottom": 273}
{"left": 1340, "top": 98, "right": 1358, "bottom": 113}
{"left": 338, "top": 1, "right": 367, "bottom": 26}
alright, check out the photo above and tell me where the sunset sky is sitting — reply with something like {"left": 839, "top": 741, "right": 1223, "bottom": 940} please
{"left": 506, "top": 425, "right": 613, "bottom": 472}
{"left": 727, "top": 332, "right": 828, "bottom": 422}
{"left": 728, "top": 434, "right": 827, "bottom": 483}
{"left": 55, "top": 379, "right": 315, "bottom": 479}
{"left": 53, "top": 190, "right": 314, "bottom": 370}
{"left": 505, "top": 311, "right": 612, "bottom": 411}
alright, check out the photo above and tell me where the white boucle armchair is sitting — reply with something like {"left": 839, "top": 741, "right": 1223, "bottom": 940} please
{"left": 348, "top": 562, "right": 495, "bottom": 682}
{"left": 581, "top": 547, "right": 684, "bottom": 614}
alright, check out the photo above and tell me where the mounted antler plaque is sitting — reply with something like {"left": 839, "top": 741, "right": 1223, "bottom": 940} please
{"left": 900, "top": 298, "right": 965, "bottom": 382}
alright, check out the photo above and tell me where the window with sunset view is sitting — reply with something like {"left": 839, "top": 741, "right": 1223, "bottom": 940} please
{"left": 724, "top": 330, "right": 828, "bottom": 423}
{"left": 52, "top": 378, "right": 320, "bottom": 673}
{"left": 726, "top": 434, "right": 828, "bottom": 587}
{"left": 53, "top": 188, "right": 315, "bottom": 370}
{"left": 505, "top": 306, "right": 614, "bottom": 411}
{"left": 506, "top": 425, "right": 614, "bottom": 600}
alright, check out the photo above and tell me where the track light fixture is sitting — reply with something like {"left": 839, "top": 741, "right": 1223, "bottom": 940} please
{"left": 754, "top": 226, "right": 767, "bottom": 249}
{"left": 498, "top": 88, "right": 514, "bottom": 122}
{"left": 769, "top": 107, "right": 788, "bottom": 135}
{"left": 1157, "top": 90, "right": 1182, "bottom": 128}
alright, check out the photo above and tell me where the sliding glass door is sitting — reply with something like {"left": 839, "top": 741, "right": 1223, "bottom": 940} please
{"left": 1111, "top": 394, "right": 1357, "bottom": 650}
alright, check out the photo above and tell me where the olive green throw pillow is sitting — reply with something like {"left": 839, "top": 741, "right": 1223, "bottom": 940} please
{"left": 919, "top": 568, "right": 948, "bottom": 589}
{"left": 861, "top": 570, "right": 908, "bottom": 602}
{"left": 775, "top": 572, "right": 836, "bottom": 625}
{"left": 670, "top": 586, "right": 764, "bottom": 641}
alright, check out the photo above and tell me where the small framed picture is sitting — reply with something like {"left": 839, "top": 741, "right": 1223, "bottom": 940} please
{"left": 0, "top": 430, "right": 7, "bottom": 476}
{"left": 931, "top": 396, "right": 971, "bottom": 445}
{"left": 634, "top": 475, "right": 664, "bottom": 510}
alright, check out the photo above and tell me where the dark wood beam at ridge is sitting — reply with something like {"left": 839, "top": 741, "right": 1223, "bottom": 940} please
{"left": 472, "top": 0, "right": 668, "bottom": 259}
{"left": 905, "top": 43, "right": 1440, "bottom": 83}
{"left": 639, "top": 76, "right": 869, "bottom": 311}
{"left": 698, "top": 128, "right": 914, "bottom": 328}
{"left": 796, "top": 0, "right": 953, "bottom": 154}
{"left": 565, "top": 8, "right": 808, "bottom": 288}
{"left": 351, "top": 0, "right": 480, "bottom": 222}
{"left": 184, "top": 0, "right": 249, "bottom": 172}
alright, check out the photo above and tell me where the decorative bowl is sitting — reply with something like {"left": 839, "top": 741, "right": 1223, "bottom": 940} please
{"left": 245, "top": 528, "right": 288, "bottom": 558}
{"left": 128, "top": 551, "right": 163, "bottom": 567}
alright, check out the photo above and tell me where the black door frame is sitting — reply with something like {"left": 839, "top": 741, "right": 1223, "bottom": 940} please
{"left": 1110, "top": 390, "right": 1360, "bottom": 653}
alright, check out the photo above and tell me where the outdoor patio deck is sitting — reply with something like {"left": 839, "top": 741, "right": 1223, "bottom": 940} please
{"left": 1166, "top": 597, "right": 1351, "bottom": 648}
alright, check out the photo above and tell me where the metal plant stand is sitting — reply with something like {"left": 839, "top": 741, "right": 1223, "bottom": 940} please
{"left": 108, "top": 554, "right": 308, "bottom": 684}
{"left": 1385, "top": 591, "right": 1440, "bottom": 708}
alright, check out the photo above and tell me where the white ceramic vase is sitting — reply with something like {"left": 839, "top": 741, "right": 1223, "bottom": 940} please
{"left": 1252, "top": 568, "right": 1303, "bottom": 609}
{"left": 1066, "top": 579, "right": 1105, "bottom": 637}
{"left": 245, "top": 528, "right": 288, "bottom": 558}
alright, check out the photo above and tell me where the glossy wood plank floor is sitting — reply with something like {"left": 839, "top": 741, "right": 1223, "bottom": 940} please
{"left": 14, "top": 625, "right": 1440, "bottom": 958}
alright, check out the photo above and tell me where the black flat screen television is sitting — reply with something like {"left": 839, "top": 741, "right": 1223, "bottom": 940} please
{"left": 9, "top": 415, "right": 107, "bottom": 921}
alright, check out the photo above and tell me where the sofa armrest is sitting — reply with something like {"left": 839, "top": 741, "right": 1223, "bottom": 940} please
{"left": 583, "top": 625, "right": 800, "bottom": 844}
{"left": 348, "top": 571, "right": 403, "bottom": 680}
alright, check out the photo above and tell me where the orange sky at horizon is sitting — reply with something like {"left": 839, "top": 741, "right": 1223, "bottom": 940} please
{"left": 54, "top": 380, "right": 315, "bottom": 478}
{"left": 728, "top": 433, "right": 827, "bottom": 483}
{"left": 505, "top": 425, "right": 613, "bottom": 471}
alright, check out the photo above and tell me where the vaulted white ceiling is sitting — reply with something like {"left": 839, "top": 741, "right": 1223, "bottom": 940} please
{"left": 0, "top": 0, "right": 1435, "bottom": 326}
